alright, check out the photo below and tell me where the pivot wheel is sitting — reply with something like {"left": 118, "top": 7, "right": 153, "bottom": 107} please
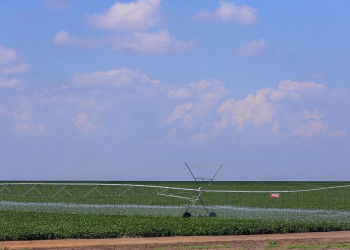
{"left": 209, "top": 212, "right": 217, "bottom": 217}
{"left": 182, "top": 211, "right": 191, "bottom": 218}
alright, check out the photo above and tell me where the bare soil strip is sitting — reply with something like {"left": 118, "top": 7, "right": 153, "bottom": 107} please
{"left": 2, "top": 231, "right": 350, "bottom": 249}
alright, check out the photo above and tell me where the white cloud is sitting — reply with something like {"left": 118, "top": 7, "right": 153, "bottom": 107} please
{"left": 189, "top": 79, "right": 227, "bottom": 101}
{"left": 53, "top": 1, "right": 193, "bottom": 54}
{"left": 53, "top": 30, "right": 194, "bottom": 53}
{"left": 277, "top": 79, "right": 325, "bottom": 93}
{"left": 167, "top": 79, "right": 227, "bottom": 101}
{"left": 12, "top": 98, "right": 44, "bottom": 135}
{"left": 73, "top": 112, "right": 99, "bottom": 133}
{"left": 114, "top": 30, "right": 195, "bottom": 53}
{"left": 13, "top": 111, "right": 38, "bottom": 134}
{"left": 167, "top": 79, "right": 227, "bottom": 126}
{"left": 13, "top": 111, "right": 30, "bottom": 122}
{"left": 167, "top": 103, "right": 193, "bottom": 123}
{"left": 69, "top": 68, "right": 156, "bottom": 88}
{"left": 54, "top": 30, "right": 74, "bottom": 44}
{"left": 215, "top": 79, "right": 329, "bottom": 139}
{"left": 0, "top": 45, "right": 18, "bottom": 65}
{"left": 0, "top": 63, "right": 30, "bottom": 75}
{"left": 193, "top": 1, "right": 258, "bottom": 25}
{"left": 215, "top": 88, "right": 275, "bottom": 130}
{"left": 166, "top": 88, "right": 193, "bottom": 99}
{"left": 53, "top": 30, "right": 94, "bottom": 47}
{"left": 0, "top": 77, "right": 22, "bottom": 88}
{"left": 268, "top": 80, "right": 325, "bottom": 102}
{"left": 14, "top": 123, "right": 31, "bottom": 134}
{"left": 0, "top": 45, "right": 29, "bottom": 79}
{"left": 268, "top": 89, "right": 289, "bottom": 101}
{"left": 303, "top": 109, "right": 322, "bottom": 120}
{"left": 235, "top": 38, "right": 266, "bottom": 57}
{"left": 292, "top": 109, "right": 328, "bottom": 139}
{"left": 87, "top": 0, "right": 161, "bottom": 31}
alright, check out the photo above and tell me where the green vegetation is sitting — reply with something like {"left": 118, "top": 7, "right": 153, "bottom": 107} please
{"left": 163, "top": 244, "right": 231, "bottom": 249}
{"left": 265, "top": 240, "right": 280, "bottom": 248}
{"left": 286, "top": 243, "right": 350, "bottom": 249}
{"left": 2, "top": 181, "right": 350, "bottom": 241}
{"left": 2, "top": 210, "right": 350, "bottom": 241}
{"left": 181, "top": 245, "right": 231, "bottom": 249}
{"left": 1, "top": 181, "right": 350, "bottom": 211}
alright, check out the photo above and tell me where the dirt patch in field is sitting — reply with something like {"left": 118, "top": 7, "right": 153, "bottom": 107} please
{"left": 2, "top": 231, "right": 350, "bottom": 249}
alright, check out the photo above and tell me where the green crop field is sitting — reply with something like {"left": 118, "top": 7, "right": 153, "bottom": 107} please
{"left": 2, "top": 182, "right": 350, "bottom": 241}
{"left": 1, "top": 181, "right": 350, "bottom": 212}
{"left": 2, "top": 210, "right": 350, "bottom": 241}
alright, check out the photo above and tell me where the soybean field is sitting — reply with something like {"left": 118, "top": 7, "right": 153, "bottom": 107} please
{"left": 1, "top": 181, "right": 350, "bottom": 221}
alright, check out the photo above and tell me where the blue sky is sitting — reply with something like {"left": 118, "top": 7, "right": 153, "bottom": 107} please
{"left": 1, "top": 0, "right": 350, "bottom": 181}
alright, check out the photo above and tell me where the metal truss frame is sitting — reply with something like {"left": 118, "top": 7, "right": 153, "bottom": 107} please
{"left": 183, "top": 162, "right": 224, "bottom": 218}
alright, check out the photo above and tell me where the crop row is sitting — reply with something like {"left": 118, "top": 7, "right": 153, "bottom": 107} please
{"left": 1, "top": 181, "right": 350, "bottom": 211}
{"left": 1, "top": 210, "right": 350, "bottom": 241}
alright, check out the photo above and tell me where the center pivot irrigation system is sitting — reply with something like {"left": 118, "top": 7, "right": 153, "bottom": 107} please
{"left": 182, "top": 163, "right": 223, "bottom": 218}
{"left": 2, "top": 163, "right": 350, "bottom": 221}
{"left": 0, "top": 163, "right": 225, "bottom": 218}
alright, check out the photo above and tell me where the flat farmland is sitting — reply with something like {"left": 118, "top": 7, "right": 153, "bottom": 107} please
{"left": 2, "top": 182, "right": 350, "bottom": 241}
{"left": 2, "top": 210, "right": 350, "bottom": 241}
{"left": 1, "top": 181, "right": 350, "bottom": 211}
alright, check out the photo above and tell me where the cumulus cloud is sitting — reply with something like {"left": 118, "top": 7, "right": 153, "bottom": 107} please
{"left": 53, "top": 30, "right": 94, "bottom": 47}
{"left": 12, "top": 97, "right": 44, "bottom": 135}
{"left": 53, "top": 30, "right": 195, "bottom": 53}
{"left": 268, "top": 80, "right": 325, "bottom": 101}
{"left": 167, "top": 103, "right": 193, "bottom": 123}
{"left": 0, "top": 45, "right": 29, "bottom": 88}
{"left": 215, "top": 88, "right": 275, "bottom": 130}
{"left": 13, "top": 112, "right": 35, "bottom": 134}
{"left": 235, "top": 38, "right": 266, "bottom": 57}
{"left": 167, "top": 79, "right": 227, "bottom": 126}
{"left": 0, "top": 45, "right": 18, "bottom": 65}
{"left": 69, "top": 68, "right": 158, "bottom": 88}
{"left": 193, "top": 1, "right": 258, "bottom": 25}
{"left": 0, "top": 77, "right": 22, "bottom": 88}
{"left": 215, "top": 79, "right": 329, "bottom": 139}
{"left": 166, "top": 88, "right": 193, "bottom": 99}
{"left": 114, "top": 30, "right": 195, "bottom": 53}
{"left": 278, "top": 79, "right": 324, "bottom": 93}
{"left": 166, "top": 78, "right": 330, "bottom": 140}
{"left": 53, "top": 1, "right": 194, "bottom": 54}
{"left": 189, "top": 79, "right": 227, "bottom": 102}
{"left": 73, "top": 112, "right": 99, "bottom": 133}
{"left": 167, "top": 79, "right": 226, "bottom": 101}
{"left": 0, "top": 68, "right": 344, "bottom": 141}
{"left": 87, "top": 0, "right": 161, "bottom": 31}
{"left": 293, "top": 109, "right": 328, "bottom": 139}
{"left": 0, "top": 63, "right": 30, "bottom": 75}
